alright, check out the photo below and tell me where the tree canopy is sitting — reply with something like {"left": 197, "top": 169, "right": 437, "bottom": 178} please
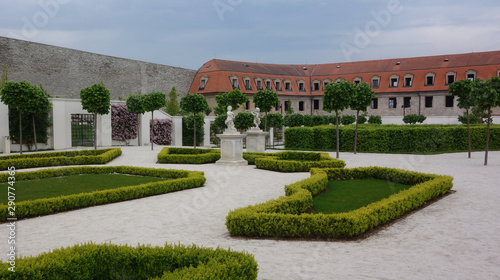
{"left": 351, "top": 82, "right": 375, "bottom": 154}
{"left": 180, "top": 93, "right": 209, "bottom": 148}
{"left": 80, "top": 83, "right": 111, "bottom": 149}
{"left": 214, "top": 89, "right": 248, "bottom": 116}
{"left": 126, "top": 94, "right": 146, "bottom": 114}
{"left": 253, "top": 89, "right": 279, "bottom": 133}
{"left": 165, "top": 87, "right": 180, "bottom": 116}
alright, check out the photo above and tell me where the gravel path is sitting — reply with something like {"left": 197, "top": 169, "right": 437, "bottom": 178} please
{"left": 1, "top": 146, "right": 499, "bottom": 279}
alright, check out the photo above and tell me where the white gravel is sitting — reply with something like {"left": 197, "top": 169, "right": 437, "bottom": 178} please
{"left": 1, "top": 146, "right": 499, "bottom": 280}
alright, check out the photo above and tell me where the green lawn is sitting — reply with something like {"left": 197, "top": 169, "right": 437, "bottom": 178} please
{"left": 313, "top": 179, "right": 412, "bottom": 214}
{"left": 0, "top": 174, "right": 166, "bottom": 204}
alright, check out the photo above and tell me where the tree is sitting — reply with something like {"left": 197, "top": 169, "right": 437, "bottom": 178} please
{"left": 165, "top": 86, "right": 180, "bottom": 116}
{"left": 285, "top": 98, "right": 294, "bottom": 114}
{"left": 1, "top": 81, "right": 41, "bottom": 154}
{"left": 323, "top": 81, "right": 353, "bottom": 158}
{"left": 234, "top": 112, "right": 254, "bottom": 130}
{"left": 402, "top": 114, "right": 426, "bottom": 124}
{"left": 449, "top": 79, "right": 477, "bottom": 158}
{"left": 80, "top": 83, "right": 111, "bottom": 150}
{"left": 473, "top": 77, "right": 500, "bottom": 165}
{"left": 180, "top": 94, "right": 209, "bottom": 148}
{"left": 26, "top": 85, "right": 51, "bottom": 151}
{"left": 351, "top": 82, "right": 375, "bottom": 154}
{"left": 126, "top": 94, "right": 146, "bottom": 146}
{"left": 214, "top": 89, "right": 249, "bottom": 116}
{"left": 142, "top": 91, "right": 166, "bottom": 150}
{"left": 253, "top": 89, "right": 279, "bottom": 132}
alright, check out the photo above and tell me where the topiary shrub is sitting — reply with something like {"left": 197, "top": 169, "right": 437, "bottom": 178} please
{"left": 357, "top": 114, "right": 367, "bottom": 124}
{"left": 368, "top": 115, "right": 382, "bottom": 124}
{"left": 302, "top": 115, "right": 313, "bottom": 127}
{"left": 234, "top": 112, "right": 254, "bottom": 130}
{"left": 284, "top": 113, "right": 304, "bottom": 127}
{"left": 403, "top": 114, "right": 427, "bottom": 124}
{"left": 340, "top": 115, "right": 356, "bottom": 125}
{"left": 150, "top": 118, "right": 173, "bottom": 145}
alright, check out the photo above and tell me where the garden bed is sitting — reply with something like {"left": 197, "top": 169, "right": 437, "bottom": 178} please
{"left": 254, "top": 151, "right": 345, "bottom": 172}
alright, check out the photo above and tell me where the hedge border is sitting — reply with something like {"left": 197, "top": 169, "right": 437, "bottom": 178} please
{"left": 0, "top": 166, "right": 205, "bottom": 222}
{"left": 254, "top": 152, "right": 346, "bottom": 172}
{"left": 226, "top": 167, "right": 453, "bottom": 238}
{"left": 157, "top": 147, "right": 221, "bottom": 164}
{"left": 0, "top": 148, "right": 122, "bottom": 170}
{"left": 0, "top": 243, "right": 258, "bottom": 279}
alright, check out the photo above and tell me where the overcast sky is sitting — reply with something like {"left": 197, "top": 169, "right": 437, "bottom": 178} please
{"left": 1, "top": 0, "right": 500, "bottom": 70}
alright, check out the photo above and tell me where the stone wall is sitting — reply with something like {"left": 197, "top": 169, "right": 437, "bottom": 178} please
{"left": 0, "top": 36, "right": 196, "bottom": 99}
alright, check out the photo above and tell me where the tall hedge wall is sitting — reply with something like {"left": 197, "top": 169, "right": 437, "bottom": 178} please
{"left": 284, "top": 124, "right": 500, "bottom": 153}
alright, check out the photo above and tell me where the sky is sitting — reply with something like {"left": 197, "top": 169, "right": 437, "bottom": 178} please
{"left": 1, "top": 0, "right": 500, "bottom": 70}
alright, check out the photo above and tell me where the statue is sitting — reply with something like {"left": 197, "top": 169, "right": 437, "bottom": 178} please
{"left": 252, "top": 108, "right": 261, "bottom": 128}
{"left": 225, "top": 105, "right": 236, "bottom": 131}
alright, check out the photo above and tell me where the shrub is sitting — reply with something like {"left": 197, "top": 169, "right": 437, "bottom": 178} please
{"left": 150, "top": 118, "right": 173, "bottom": 145}
{"left": 312, "top": 115, "right": 327, "bottom": 126}
{"left": 234, "top": 112, "right": 254, "bottom": 130}
{"left": 0, "top": 166, "right": 205, "bottom": 221}
{"left": 368, "top": 115, "right": 382, "bottom": 124}
{"left": 111, "top": 104, "right": 138, "bottom": 144}
{"left": 340, "top": 115, "right": 356, "bottom": 125}
{"left": 182, "top": 113, "right": 204, "bottom": 146}
{"left": 254, "top": 152, "right": 346, "bottom": 172}
{"left": 0, "top": 243, "right": 258, "bottom": 279}
{"left": 225, "top": 167, "right": 453, "bottom": 238}
{"left": 0, "top": 148, "right": 122, "bottom": 170}
{"left": 403, "top": 114, "right": 427, "bottom": 124}
{"left": 357, "top": 114, "right": 367, "bottom": 124}
{"left": 302, "top": 115, "right": 313, "bottom": 127}
{"left": 284, "top": 113, "right": 304, "bottom": 127}
{"left": 157, "top": 147, "right": 220, "bottom": 164}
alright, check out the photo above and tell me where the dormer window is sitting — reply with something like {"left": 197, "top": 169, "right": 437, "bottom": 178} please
{"left": 284, "top": 79, "right": 292, "bottom": 91}
{"left": 229, "top": 75, "right": 239, "bottom": 89}
{"left": 371, "top": 76, "right": 380, "bottom": 89}
{"left": 199, "top": 76, "right": 209, "bottom": 90}
{"left": 243, "top": 77, "right": 252, "bottom": 90}
{"left": 335, "top": 77, "right": 344, "bottom": 83}
{"left": 466, "top": 70, "right": 476, "bottom": 81}
{"left": 403, "top": 74, "right": 413, "bottom": 87}
{"left": 274, "top": 79, "right": 282, "bottom": 91}
{"left": 323, "top": 79, "right": 332, "bottom": 87}
{"left": 389, "top": 75, "right": 399, "bottom": 88}
{"left": 298, "top": 80, "right": 305, "bottom": 92}
{"left": 256, "top": 80, "right": 263, "bottom": 90}
{"left": 353, "top": 77, "right": 362, "bottom": 84}
{"left": 425, "top": 73, "right": 435, "bottom": 86}
{"left": 446, "top": 71, "right": 456, "bottom": 85}
{"left": 265, "top": 80, "right": 272, "bottom": 90}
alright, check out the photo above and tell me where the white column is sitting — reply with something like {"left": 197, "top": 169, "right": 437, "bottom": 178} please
{"left": 97, "top": 113, "right": 112, "bottom": 147}
{"left": 0, "top": 101, "right": 9, "bottom": 153}
{"left": 171, "top": 116, "right": 183, "bottom": 147}
{"left": 204, "top": 116, "right": 215, "bottom": 147}
{"left": 51, "top": 99, "right": 68, "bottom": 150}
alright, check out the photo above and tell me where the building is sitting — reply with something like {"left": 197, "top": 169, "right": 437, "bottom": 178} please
{"left": 189, "top": 51, "right": 500, "bottom": 120}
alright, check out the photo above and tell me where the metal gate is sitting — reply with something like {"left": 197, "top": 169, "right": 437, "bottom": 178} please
{"left": 71, "top": 114, "right": 94, "bottom": 147}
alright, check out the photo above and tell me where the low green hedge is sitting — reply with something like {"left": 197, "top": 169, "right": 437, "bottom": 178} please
{"left": 0, "top": 166, "right": 205, "bottom": 222}
{"left": 254, "top": 152, "right": 346, "bottom": 172}
{"left": 284, "top": 124, "right": 500, "bottom": 153}
{"left": 0, "top": 243, "right": 258, "bottom": 279}
{"left": 157, "top": 147, "right": 221, "bottom": 164}
{"left": 226, "top": 167, "right": 453, "bottom": 238}
{"left": 0, "top": 148, "right": 122, "bottom": 170}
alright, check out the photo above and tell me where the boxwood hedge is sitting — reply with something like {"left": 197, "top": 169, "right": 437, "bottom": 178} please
{"left": 0, "top": 243, "right": 258, "bottom": 279}
{"left": 157, "top": 147, "right": 221, "bottom": 164}
{"left": 0, "top": 166, "right": 205, "bottom": 222}
{"left": 284, "top": 124, "right": 500, "bottom": 153}
{"left": 225, "top": 167, "right": 453, "bottom": 238}
{"left": 254, "top": 152, "right": 346, "bottom": 172}
{"left": 0, "top": 148, "right": 122, "bottom": 170}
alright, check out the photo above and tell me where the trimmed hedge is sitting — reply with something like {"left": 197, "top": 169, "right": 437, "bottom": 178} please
{"left": 254, "top": 152, "right": 346, "bottom": 172}
{"left": 285, "top": 124, "right": 500, "bottom": 153}
{"left": 0, "top": 243, "right": 258, "bottom": 279}
{"left": 0, "top": 148, "right": 122, "bottom": 170}
{"left": 157, "top": 147, "right": 221, "bottom": 164}
{"left": 226, "top": 167, "right": 453, "bottom": 238}
{"left": 0, "top": 166, "right": 205, "bottom": 222}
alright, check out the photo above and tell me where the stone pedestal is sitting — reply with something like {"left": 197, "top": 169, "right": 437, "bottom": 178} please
{"left": 216, "top": 130, "right": 248, "bottom": 166}
{"left": 246, "top": 128, "right": 269, "bottom": 153}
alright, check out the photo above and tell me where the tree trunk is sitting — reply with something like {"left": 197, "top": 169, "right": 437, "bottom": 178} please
{"left": 193, "top": 114, "right": 197, "bottom": 148}
{"left": 484, "top": 107, "right": 491, "bottom": 166}
{"left": 19, "top": 109, "right": 23, "bottom": 155}
{"left": 354, "top": 110, "right": 359, "bottom": 154}
{"left": 264, "top": 112, "right": 268, "bottom": 150}
{"left": 94, "top": 112, "right": 97, "bottom": 150}
{"left": 150, "top": 111, "right": 155, "bottom": 150}
{"left": 336, "top": 112, "right": 340, "bottom": 159}
{"left": 137, "top": 113, "right": 141, "bottom": 147}
{"left": 32, "top": 115, "right": 38, "bottom": 152}
{"left": 466, "top": 109, "right": 471, "bottom": 159}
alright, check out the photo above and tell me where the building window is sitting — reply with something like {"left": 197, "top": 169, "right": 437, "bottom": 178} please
{"left": 403, "top": 97, "right": 411, "bottom": 108}
{"left": 313, "top": 82, "right": 320, "bottom": 91}
{"left": 446, "top": 72, "right": 456, "bottom": 85}
{"left": 446, "top": 96, "right": 454, "bottom": 107}
{"left": 256, "top": 80, "right": 262, "bottom": 90}
{"left": 266, "top": 81, "right": 271, "bottom": 90}
{"left": 246, "top": 101, "right": 250, "bottom": 110}
{"left": 299, "top": 101, "right": 304, "bottom": 111}
{"left": 390, "top": 76, "right": 399, "bottom": 88}
{"left": 275, "top": 102, "right": 280, "bottom": 112}
{"left": 323, "top": 79, "right": 332, "bottom": 88}
{"left": 298, "top": 82, "right": 305, "bottom": 92}
{"left": 313, "top": 99, "right": 319, "bottom": 110}
{"left": 231, "top": 78, "right": 238, "bottom": 89}
{"left": 425, "top": 96, "right": 433, "bottom": 108}
{"left": 199, "top": 79, "right": 206, "bottom": 90}
{"left": 284, "top": 100, "right": 290, "bottom": 111}
{"left": 353, "top": 77, "right": 362, "bottom": 84}
{"left": 275, "top": 81, "right": 282, "bottom": 91}
{"left": 285, "top": 81, "right": 291, "bottom": 91}
{"left": 371, "top": 78, "right": 380, "bottom": 89}
{"left": 389, "top": 97, "right": 397, "bottom": 109}
{"left": 404, "top": 75, "right": 413, "bottom": 87}
{"left": 244, "top": 79, "right": 252, "bottom": 90}
{"left": 426, "top": 75, "right": 434, "bottom": 86}
{"left": 466, "top": 70, "right": 476, "bottom": 81}
{"left": 498, "top": 69, "right": 500, "bottom": 77}
{"left": 371, "top": 98, "right": 378, "bottom": 109}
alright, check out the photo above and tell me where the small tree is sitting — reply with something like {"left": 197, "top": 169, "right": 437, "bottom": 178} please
{"left": 351, "top": 82, "right": 375, "bottom": 154}
{"left": 285, "top": 98, "right": 294, "bottom": 114}
{"left": 165, "top": 86, "right": 180, "bottom": 116}
{"left": 253, "top": 89, "right": 279, "bottom": 132}
{"left": 180, "top": 94, "right": 209, "bottom": 148}
{"left": 26, "top": 85, "right": 51, "bottom": 151}
{"left": 473, "top": 77, "right": 500, "bottom": 165}
{"left": 142, "top": 92, "right": 166, "bottom": 150}
{"left": 234, "top": 112, "right": 254, "bottom": 130}
{"left": 1, "top": 81, "right": 41, "bottom": 154}
{"left": 80, "top": 83, "right": 111, "bottom": 150}
{"left": 323, "top": 81, "right": 353, "bottom": 158}
{"left": 214, "top": 89, "right": 249, "bottom": 116}
{"left": 126, "top": 94, "right": 146, "bottom": 146}
{"left": 449, "top": 79, "right": 477, "bottom": 158}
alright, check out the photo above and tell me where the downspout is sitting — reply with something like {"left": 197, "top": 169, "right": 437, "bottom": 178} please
{"left": 309, "top": 64, "right": 317, "bottom": 115}
{"left": 417, "top": 92, "right": 421, "bottom": 115}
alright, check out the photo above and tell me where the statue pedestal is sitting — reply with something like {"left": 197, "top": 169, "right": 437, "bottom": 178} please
{"left": 216, "top": 130, "right": 248, "bottom": 166}
{"left": 245, "top": 128, "right": 269, "bottom": 153}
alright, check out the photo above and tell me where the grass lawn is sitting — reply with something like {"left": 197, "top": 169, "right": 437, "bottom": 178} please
{"left": 313, "top": 179, "right": 412, "bottom": 214}
{"left": 0, "top": 174, "right": 166, "bottom": 204}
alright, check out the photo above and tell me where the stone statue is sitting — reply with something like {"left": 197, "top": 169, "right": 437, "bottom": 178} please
{"left": 252, "top": 108, "right": 261, "bottom": 128}
{"left": 225, "top": 105, "right": 236, "bottom": 131}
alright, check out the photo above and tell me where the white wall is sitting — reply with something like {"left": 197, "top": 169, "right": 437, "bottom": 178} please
{"left": 0, "top": 101, "right": 9, "bottom": 154}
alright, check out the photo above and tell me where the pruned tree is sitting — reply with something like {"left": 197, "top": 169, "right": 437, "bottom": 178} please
{"left": 253, "top": 89, "right": 279, "bottom": 132}
{"left": 165, "top": 86, "right": 180, "bottom": 116}
{"left": 323, "top": 81, "right": 353, "bottom": 158}
{"left": 26, "top": 85, "right": 51, "bottom": 151}
{"left": 449, "top": 79, "right": 478, "bottom": 158}
{"left": 1, "top": 81, "right": 41, "bottom": 154}
{"left": 214, "top": 88, "right": 249, "bottom": 116}
{"left": 80, "top": 83, "right": 111, "bottom": 150}
{"left": 351, "top": 82, "right": 375, "bottom": 154}
{"left": 473, "top": 77, "right": 500, "bottom": 165}
{"left": 180, "top": 94, "right": 209, "bottom": 148}
{"left": 142, "top": 91, "right": 166, "bottom": 150}
{"left": 126, "top": 94, "right": 145, "bottom": 146}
